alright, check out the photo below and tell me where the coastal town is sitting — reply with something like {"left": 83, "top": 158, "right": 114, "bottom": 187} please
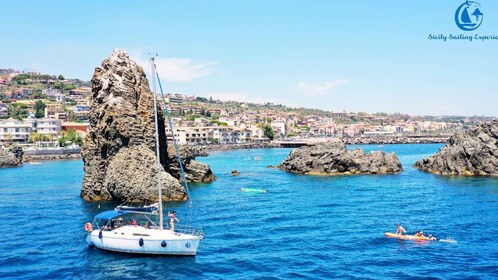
{"left": 0, "top": 67, "right": 494, "bottom": 153}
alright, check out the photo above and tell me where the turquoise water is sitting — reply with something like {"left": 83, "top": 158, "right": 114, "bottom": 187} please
{"left": 0, "top": 144, "right": 497, "bottom": 279}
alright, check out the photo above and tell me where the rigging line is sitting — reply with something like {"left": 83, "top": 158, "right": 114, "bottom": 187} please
{"left": 153, "top": 63, "right": 193, "bottom": 226}
{"left": 150, "top": 57, "right": 164, "bottom": 231}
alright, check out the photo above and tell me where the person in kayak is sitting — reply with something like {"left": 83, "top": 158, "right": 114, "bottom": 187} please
{"left": 396, "top": 223, "right": 407, "bottom": 235}
{"left": 414, "top": 230, "right": 425, "bottom": 237}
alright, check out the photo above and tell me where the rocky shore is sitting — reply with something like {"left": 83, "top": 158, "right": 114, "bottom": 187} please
{"left": 0, "top": 147, "right": 24, "bottom": 167}
{"left": 278, "top": 139, "right": 402, "bottom": 175}
{"left": 415, "top": 120, "right": 498, "bottom": 176}
{"left": 23, "top": 154, "right": 81, "bottom": 162}
{"left": 342, "top": 136, "right": 450, "bottom": 145}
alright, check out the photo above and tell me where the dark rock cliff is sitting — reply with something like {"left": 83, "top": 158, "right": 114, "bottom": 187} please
{"left": 415, "top": 120, "right": 498, "bottom": 176}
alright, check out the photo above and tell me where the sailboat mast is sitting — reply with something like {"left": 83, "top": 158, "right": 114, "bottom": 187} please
{"left": 150, "top": 57, "right": 164, "bottom": 230}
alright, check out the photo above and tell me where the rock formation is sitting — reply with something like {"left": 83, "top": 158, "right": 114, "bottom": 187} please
{"left": 415, "top": 120, "right": 498, "bottom": 176}
{"left": 278, "top": 139, "right": 402, "bottom": 175}
{"left": 167, "top": 145, "right": 215, "bottom": 182}
{"left": 0, "top": 147, "right": 23, "bottom": 168}
{"left": 81, "top": 49, "right": 214, "bottom": 202}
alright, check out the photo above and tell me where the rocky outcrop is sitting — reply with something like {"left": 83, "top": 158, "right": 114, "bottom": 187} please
{"left": 415, "top": 120, "right": 498, "bottom": 176}
{"left": 278, "top": 139, "right": 402, "bottom": 175}
{"left": 81, "top": 49, "right": 213, "bottom": 202}
{"left": 0, "top": 147, "right": 23, "bottom": 167}
{"left": 167, "top": 145, "right": 216, "bottom": 183}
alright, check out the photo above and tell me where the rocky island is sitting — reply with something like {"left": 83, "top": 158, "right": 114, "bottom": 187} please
{"left": 278, "top": 139, "right": 402, "bottom": 175}
{"left": 0, "top": 147, "right": 23, "bottom": 168}
{"left": 415, "top": 120, "right": 498, "bottom": 176}
{"left": 81, "top": 49, "right": 214, "bottom": 202}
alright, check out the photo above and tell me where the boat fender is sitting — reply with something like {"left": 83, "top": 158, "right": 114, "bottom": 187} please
{"left": 139, "top": 238, "right": 144, "bottom": 247}
{"left": 98, "top": 231, "right": 103, "bottom": 239}
{"left": 161, "top": 241, "right": 167, "bottom": 247}
{"left": 84, "top": 222, "right": 93, "bottom": 232}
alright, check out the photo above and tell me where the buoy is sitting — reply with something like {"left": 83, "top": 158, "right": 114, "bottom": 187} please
{"left": 161, "top": 241, "right": 167, "bottom": 247}
{"left": 139, "top": 238, "right": 144, "bottom": 247}
{"left": 84, "top": 222, "right": 93, "bottom": 232}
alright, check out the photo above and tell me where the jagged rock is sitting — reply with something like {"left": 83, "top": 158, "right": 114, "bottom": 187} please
{"left": 104, "top": 146, "right": 186, "bottom": 202}
{"left": 278, "top": 139, "right": 402, "bottom": 175}
{"left": 0, "top": 147, "right": 23, "bottom": 167}
{"left": 81, "top": 49, "right": 214, "bottom": 202}
{"left": 415, "top": 120, "right": 498, "bottom": 176}
{"left": 167, "top": 145, "right": 216, "bottom": 182}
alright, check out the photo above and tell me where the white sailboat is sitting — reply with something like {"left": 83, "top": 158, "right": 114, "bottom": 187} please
{"left": 85, "top": 57, "right": 203, "bottom": 255}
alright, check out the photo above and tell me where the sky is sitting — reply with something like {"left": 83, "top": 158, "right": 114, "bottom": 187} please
{"left": 1, "top": 0, "right": 497, "bottom": 116}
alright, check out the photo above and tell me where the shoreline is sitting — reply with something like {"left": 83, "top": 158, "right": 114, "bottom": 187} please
{"left": 16, "top": 138, "right": 449, "bottom": 163}
{"left": 23, "top": 153, "right": 81, "bottom": 162}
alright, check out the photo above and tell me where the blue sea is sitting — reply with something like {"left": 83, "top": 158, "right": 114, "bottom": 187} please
{"left": 0, "top": 144, "right": 497, "bottom": 279}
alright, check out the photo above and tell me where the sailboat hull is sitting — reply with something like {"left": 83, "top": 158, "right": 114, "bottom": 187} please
{"left": 88, "top": 225, "right": 201, "bottom": 255}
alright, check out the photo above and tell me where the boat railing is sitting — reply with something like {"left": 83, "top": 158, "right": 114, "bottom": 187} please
{"left": 173, "top": 225, "right": 203, "bottom": 238}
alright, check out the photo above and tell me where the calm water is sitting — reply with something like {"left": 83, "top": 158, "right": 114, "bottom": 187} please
{"left": 0, "top": 144, "right": 497, "bottom": 279}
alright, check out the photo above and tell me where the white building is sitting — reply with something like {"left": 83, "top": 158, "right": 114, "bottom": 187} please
{"left": 271, "top": 119, "right": 286, "bottom": 136}
{"left": 170, "top": 126, "right": 252, "bottom": 144}
{"left": 0, "top": 118, "right": 35, "bottom": 142}
{"left": 36, "top": 118, "right": 62, "bottom": 136}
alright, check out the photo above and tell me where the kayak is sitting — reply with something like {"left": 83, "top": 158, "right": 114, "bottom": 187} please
{"left": 240, "top": 188, "right": 267, "bottom": 193}
{"left": 385, "top": 232, "right": 434, "bottom": 241}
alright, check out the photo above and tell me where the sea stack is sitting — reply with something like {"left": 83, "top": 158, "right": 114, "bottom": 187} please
{"left": 278, "top": 139, "right": 402, "bottom": 175}
{"left": 415, "top": 120, "right": 498, "bottom": 176}
{"left": 81, "top": 49, "right": 213, "bottom": 202}
{"left": 0, "top": 146, "right": 23, "bottom": 168}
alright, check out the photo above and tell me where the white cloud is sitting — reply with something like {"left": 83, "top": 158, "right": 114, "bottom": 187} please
{"left": 134, "top": 54, "right": 216, "bottom": 82}
{"left": 294, "top": 80, "right": 348, "bottom": 96}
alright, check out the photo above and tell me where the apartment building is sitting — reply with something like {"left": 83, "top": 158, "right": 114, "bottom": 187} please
{"left": 170, "top": 126, "right": 252, "bottom": 144}
{"left": 35, "top": 118, "right": 62, "bottom": 136}
{"left": 0, "top": 118, "right": 35, "bottom": 142}
{"left": 45, "top": 104, "right": 67, "bottom": 121}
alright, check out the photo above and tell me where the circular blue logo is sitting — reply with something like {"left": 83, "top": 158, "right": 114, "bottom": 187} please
{"left": 455, "top": 1, "right": 483, "bottom": 31}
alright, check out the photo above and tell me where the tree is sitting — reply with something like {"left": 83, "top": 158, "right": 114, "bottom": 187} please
{"left": 9, "top": 103, "right": 28, "bottom": 120}
{"left": 58, "top": 75, "right": 65, "bottom": 80}
{"left": 196, "top": 96, "right": 208, "bottom": 103}
{"left": 40, "top": 74, "right": 52, "bottom": 83}
{"left": 3, "top": 133, "right": 13, "bottom": 145}
{"left": 29, "top": 132, "right": 49, "bottom": 143}
{"left": 66, "top": 98, "right": 77, "bottom": 106}
{"left": 263, "top": 124, "right": 275, "bottom": 140}
{"left": 58, "top": 129, "right": 83, "bottom": 146}
{"left": 34, "top": 100, "right": 46, "bottom": 118}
